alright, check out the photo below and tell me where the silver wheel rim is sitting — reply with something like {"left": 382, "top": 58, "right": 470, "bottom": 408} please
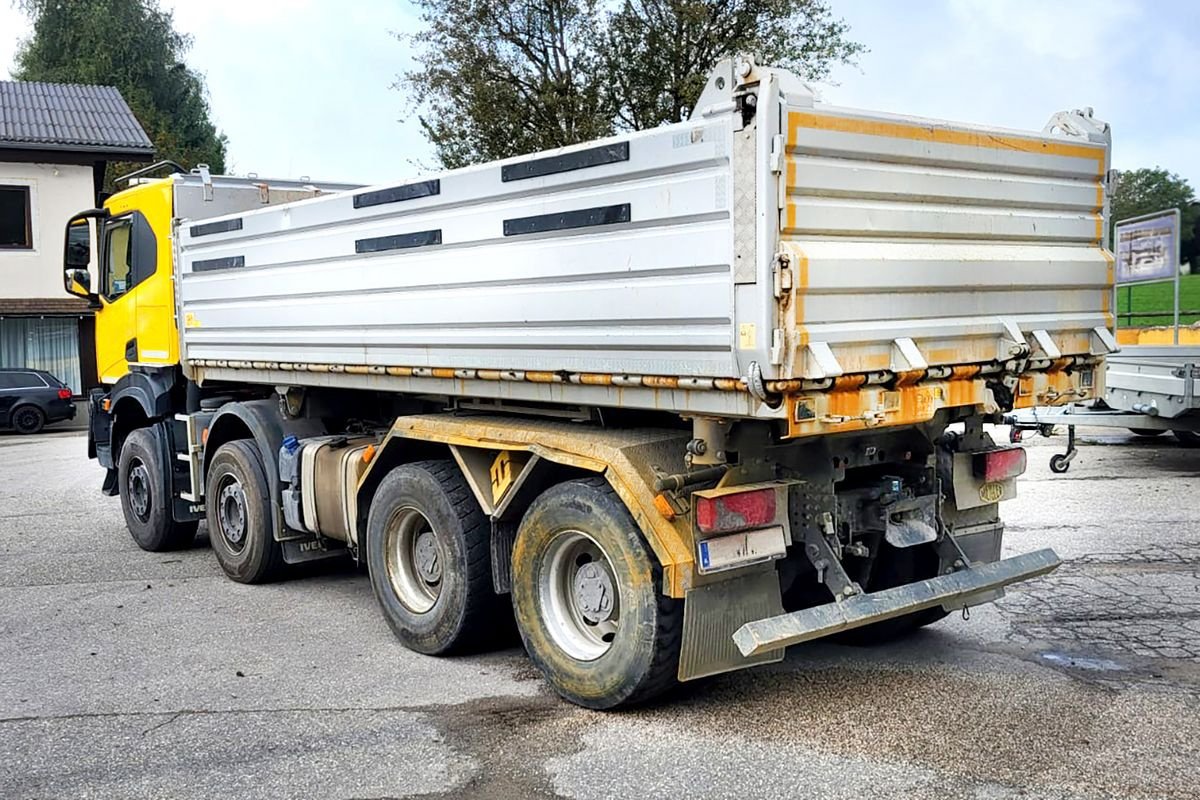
{"left": 539, "top": 530, "right": 620, "bottom": 661}
{"left": 216, "top": 474, "right": 247, "bottom": 552}
{"left": 127, "top": 458, "right": 151, "bottom": 522}
{"left": 384, "top": 506, "right": 443, "bottom": 613}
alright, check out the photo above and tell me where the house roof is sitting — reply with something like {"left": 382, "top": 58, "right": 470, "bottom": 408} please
{"left": 0, "top": 80, "right": 154, "bottom": 157}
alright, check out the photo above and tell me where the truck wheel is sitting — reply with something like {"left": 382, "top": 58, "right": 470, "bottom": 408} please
{"left": 11, "top": 405, "right": 45, "bottom": 434}
{"left": 511, "top": 477, "right": 682, "bottom": 709}
{"left": 366, "top": 460, "right": 500, "bottom": 655}
{"left": 206, "top": 440, "right": 284, "bottom": 583}
{"left": 118, "top": 426, "right": 197, "bottom": 551}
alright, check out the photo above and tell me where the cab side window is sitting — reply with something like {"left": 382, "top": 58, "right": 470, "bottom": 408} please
{"left": 102, "top": 212, "right": 157, "bottom": 301}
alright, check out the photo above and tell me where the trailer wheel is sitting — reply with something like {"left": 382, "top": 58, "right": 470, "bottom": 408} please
{"left": 118, "top": 426, "right": 197, "bottom": 551}
{"left": 366, "top": 461, "right": 500, "bottom": 655}
{"left": 511, "top": 477, "right": 682, "bottom": 709}
{"left": 206, "top": 440, "right": 284, "bottom": 583}
{"left": 1172, "top": 430, "right": 1200, "bottom": 447}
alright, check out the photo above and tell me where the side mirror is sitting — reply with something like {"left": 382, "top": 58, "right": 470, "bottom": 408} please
{"left": 62, "top": 208, "right": 107, "bottom": 306}
{"left": 65, "top": 268, "right": 91, "bottom": 296}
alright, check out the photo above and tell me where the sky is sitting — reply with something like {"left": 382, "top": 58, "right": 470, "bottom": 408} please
{"left": 1, "top": 0, "right": 1198, "bottom": 189}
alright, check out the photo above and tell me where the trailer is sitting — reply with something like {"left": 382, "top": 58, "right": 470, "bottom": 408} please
{"left": 63, "top": 57, "right": 1114, "bottom": 708}
{"left": 1007, "top": 345, "right": 1200, "bottom": 471}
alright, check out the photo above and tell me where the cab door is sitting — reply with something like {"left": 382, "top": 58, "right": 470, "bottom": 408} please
{"left": 95, "top": 180, "right": 176, "bottom": 384}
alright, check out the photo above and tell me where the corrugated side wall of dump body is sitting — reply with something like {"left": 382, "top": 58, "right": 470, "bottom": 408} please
{"left": 778, "top": 104, "right": 1112, "bottom": 381}
{"left": 177, "top": 119, "right": 740, "bottom": 381}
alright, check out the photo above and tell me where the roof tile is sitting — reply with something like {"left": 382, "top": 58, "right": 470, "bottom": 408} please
{"left": 0, "top": 80, "right": 153, "bottom": 154}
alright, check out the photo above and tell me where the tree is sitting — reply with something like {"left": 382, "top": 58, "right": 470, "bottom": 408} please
{"left": 603, "top": 0, "right": 865, "bottom": 130}
{"left": 399, "top": 0, "right": 612, "bottom": 169}
{"left": 1110, "top": 167, "right": 1197, "bottom": 248}
{"left": 399, "top": 0, "right": 864, "bottom": 168}
{"left": 13, "top": 0, "right": 227, "bottom": 189}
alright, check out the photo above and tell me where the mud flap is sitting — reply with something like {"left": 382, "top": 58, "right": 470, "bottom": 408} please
{"left": 732, "top": 548, "right": 1061, "bottom": 657}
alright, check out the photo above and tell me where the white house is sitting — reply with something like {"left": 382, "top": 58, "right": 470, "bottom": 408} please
{"left": 0, "top": 81, "right": 153, "bottom": 395}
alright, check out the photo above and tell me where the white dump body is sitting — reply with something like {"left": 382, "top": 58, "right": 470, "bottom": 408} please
{"left": 177, "top": 63, "right": 1113, "bottom": 422}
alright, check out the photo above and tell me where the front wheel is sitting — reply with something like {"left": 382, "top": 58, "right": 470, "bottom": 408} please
{"left": 206, "top": 440, "right": 284, "bottom": 583}
{"left": 1049, "top": 454, "right": 1071, "bottom": 473}
{"left": 511, "top": 477, "right": 681, "bottom": 709}
{"left": 118, "top": 426, "right": 197, "bottom": 551}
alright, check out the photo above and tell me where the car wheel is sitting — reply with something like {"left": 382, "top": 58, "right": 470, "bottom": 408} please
{"left": 206, "top": 440, "right": 285, "bottom": 583}
{"left": 11, "top": 405, "right": 45, "bottom": 435}
{"left": 118, "top": 426, "right": 198, "bottom": 551}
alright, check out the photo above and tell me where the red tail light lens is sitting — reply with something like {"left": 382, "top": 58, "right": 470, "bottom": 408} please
{"left": 57, "top": 388, "right": 72, "bottom": 400}
{"left": 695, "top": 488, "right": 777, "bottom": 534}
{"left": 972, "top": 446, "right": 1027, "bottom": 481}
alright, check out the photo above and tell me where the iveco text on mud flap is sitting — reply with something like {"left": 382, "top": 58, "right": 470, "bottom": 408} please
{"left": 66, "top": 56, "right": 1112, "bottom": 708}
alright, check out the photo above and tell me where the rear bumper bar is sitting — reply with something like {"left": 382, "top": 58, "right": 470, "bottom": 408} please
{"left": 733, "top": 548, "right": 1061, "bottom": 657}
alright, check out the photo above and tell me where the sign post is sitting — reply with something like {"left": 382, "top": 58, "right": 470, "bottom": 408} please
{"left": 1113, "top": 209, "right": 1182, "bottom": 344}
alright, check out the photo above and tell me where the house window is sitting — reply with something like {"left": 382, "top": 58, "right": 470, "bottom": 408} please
{"left": 0, "top": 185, "right": 33, "bottom": 249}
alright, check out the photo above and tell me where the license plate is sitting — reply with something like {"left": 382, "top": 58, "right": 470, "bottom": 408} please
{"left": 697, "top": 525, "right": 788, "bottom": 574}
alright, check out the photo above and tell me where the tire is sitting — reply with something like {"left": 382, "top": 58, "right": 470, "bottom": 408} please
{"left": 511, "top": 477, "right": 682, "bottom": 709}
{"left": 1129, "top": 428, "right": 1165, "bottom": 437}
{"left": 1173, "top": 430, "right": 1200, "bottom": 447}
{"left": 1049, "top": 454, "right": 1070, "bottom": 473}
{"left": 118, "top": 426, "right": 197, "bottom": 551}
{"left": 206, "top": 440, "right": 284, "bottom": 583}
{"left": 833, "top": 541, "right": 948, "bottom": 645}
{"left": 366, "top": 460, "right": 501, "bottom": 655}
{"left": 11, "top": 405, "right": 45, "bottom": 434}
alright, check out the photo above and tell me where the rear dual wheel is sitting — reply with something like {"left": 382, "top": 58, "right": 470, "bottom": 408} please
{"left": 366, "top": 461, "right": 502, "bottom": 655}
{"left": 511, "top": 478, "right": 682, "bottom": 709}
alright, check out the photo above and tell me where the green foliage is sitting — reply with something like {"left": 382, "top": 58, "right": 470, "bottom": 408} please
{"left": 400, "top": 0, "right": 613, "bottom": 169}
{"left": 603, "top": 0, "right": 865, "bottom": 130}
{"left": 400, "top": 0, "right": 865, "bottom": 168}
{"left": 1111, "top": 167, "right": 1197, "bottom": 246}
{"left": 1115, "top": 273, "right": 1200, "bottom": 327}
{"left": 13, "top": 0, "right": 227, "bottom": 189}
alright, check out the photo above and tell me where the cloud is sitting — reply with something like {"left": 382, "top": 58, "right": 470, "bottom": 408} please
{"left": 3, "top": 1, "right": 1198, "bottom": 190}
{"left": 820, "top": 0, "right": 1200, "bottom": 186}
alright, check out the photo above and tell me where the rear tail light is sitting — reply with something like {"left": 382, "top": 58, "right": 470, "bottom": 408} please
{"left": 972, "top": 446, "right": 1027, "bottom": 481}
{"left": 57, "top": 388, "right": 72, "bottom": 400}
{"left": 695, "top": 487, "right": 777, "bottom": 534}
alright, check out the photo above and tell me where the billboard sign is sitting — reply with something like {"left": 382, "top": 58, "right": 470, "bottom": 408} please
{"left": 1114, "top": 209, "right": 1180, "bottom": 285}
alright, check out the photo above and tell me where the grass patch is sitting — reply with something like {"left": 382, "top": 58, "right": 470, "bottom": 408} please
{"left": 1115, "top": 272, "right": 1200, "bottom": 327}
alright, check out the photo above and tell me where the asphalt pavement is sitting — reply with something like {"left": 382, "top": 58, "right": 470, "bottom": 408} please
{"left": 0, "top": 428, "right": 1197, "bottom": 799}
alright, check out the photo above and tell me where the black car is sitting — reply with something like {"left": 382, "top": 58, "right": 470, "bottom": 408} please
{"left": 0, "top": 368, "right": 76, "bottom": 434}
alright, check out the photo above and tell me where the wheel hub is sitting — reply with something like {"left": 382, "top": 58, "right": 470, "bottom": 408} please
{"left": 414, "top": 530, "right": 441, "bottom": 582}
{"left": 127, "top": 461, "right": 151, "bottom": 520}
{"left": 384, "top": 507, "right": 443, "bottom": 614}
{"left": 218, "top": 481, "right": 247, "bottom": 545}
{"left": 573, "top": 562, "right": 615, "bottom": 623}
{"left": 540, "top": 530, "right": 622, "bottom": 661}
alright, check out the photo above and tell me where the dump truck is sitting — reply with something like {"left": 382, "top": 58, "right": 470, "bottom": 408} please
{"left": 63, "top": 58, "right": 1115, "bottom": 708}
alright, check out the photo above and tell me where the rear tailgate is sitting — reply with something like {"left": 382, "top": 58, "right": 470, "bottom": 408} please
{"left": 777, "top": 104, "right": 1112, "bottom": 383}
